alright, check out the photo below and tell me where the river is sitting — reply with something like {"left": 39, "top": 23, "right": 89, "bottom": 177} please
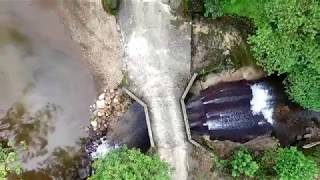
{"left": 0, "top": 1, "right": 96, "bottom": 179}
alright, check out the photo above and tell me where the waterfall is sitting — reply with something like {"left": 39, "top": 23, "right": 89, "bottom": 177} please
{"left": 89, "top": 137, "right": 119, "bottom": 159}
{"left": 187, "top": 80, "right": 275, "bottom": 142}
{"left": 250, "top": 83, "right": 274, "bottom": 124}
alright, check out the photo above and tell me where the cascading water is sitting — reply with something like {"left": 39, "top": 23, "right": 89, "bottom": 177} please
{"left": 89, "top": 137, "right": 119, "bottom": 160}
{"left": 187, "top": 80, "right": 279, "bottom": 142}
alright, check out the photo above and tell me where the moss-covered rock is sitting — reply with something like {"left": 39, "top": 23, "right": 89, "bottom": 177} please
{"left": 192, "top": 16, "right": 255, "bottom": 77}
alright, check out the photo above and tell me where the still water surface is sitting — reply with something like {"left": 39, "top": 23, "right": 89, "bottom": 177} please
{"left": 0, "top": 1, "right": 96, "bottom": 179}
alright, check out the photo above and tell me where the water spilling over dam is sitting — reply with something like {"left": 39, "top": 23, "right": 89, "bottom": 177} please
{"left": 187, "top": 80, "right": 278, "bottom": 142}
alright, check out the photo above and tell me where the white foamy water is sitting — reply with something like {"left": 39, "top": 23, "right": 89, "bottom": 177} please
{"left": 250, "top": 84, "right": 274, "bottom": 124}
{"left": 90, "top": 138, "right": 119, "bottom": 159}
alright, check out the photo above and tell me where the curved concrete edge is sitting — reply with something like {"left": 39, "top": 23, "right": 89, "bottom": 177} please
{"left": 180, "top": 74, "right": 216, "bottom": 155}
{"left": 122, "top": 88, "right": 155, "bottom": 148}
{"left": 180, "top": 73, "right": 204, "bottom": 148}
{"left": 123, "top": 73, "right": 211, "bottom": 152}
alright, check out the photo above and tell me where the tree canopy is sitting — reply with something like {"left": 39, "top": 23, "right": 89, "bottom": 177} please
{"left": 204, "top": 0, "right": 320, "bottom": 111}
{"left": 89, "top": 147, "right": 171, "bottom": 180}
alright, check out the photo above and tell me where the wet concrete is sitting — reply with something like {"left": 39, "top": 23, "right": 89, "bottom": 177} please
{"left": 0, "top": 1, "right": 95, "bottom": 179}
{"left": 118, "top": 0, "right": 192, "bottom": 179}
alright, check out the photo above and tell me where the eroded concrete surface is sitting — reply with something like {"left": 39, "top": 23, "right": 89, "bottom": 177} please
{"left": 118, "top": 0, "right": 191, "bottom": 179}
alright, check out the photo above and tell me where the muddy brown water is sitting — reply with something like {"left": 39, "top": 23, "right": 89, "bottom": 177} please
{"left": 0, "top": 1, "right": 96, "bottom": 179}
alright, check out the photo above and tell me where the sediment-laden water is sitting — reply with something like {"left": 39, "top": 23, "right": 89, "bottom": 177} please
{"left": 0, "top": 1, "right": 96, "bottom": 179}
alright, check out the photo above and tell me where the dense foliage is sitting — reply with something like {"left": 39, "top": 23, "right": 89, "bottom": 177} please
{"left": 0, "top": 143, "right": 22, "bottom": 179}
{"left": 204, "top": 0, "right": 320, "bottom": 111}
{"left": 275, "top": 147, "right": 318, "bottom": 180}
{"left": 212, "top": 147, "right": 318, "bottom": 179}
{"left": 89, "top": 147, "right": 171, "bottom": 180}
{"left": 230, "top": 148, "right": 259, "bottom": 177}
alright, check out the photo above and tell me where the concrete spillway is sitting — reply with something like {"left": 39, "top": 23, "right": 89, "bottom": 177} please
{"left": 118, "top": 0, "right": 191, "bottom": 179}
{"left": 187, "top": 80, "right": 275, "bottom": 143}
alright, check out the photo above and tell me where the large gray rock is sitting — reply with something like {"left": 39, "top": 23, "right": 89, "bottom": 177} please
{"left": 192, "top": 16, "right": 255, "bottom": 74}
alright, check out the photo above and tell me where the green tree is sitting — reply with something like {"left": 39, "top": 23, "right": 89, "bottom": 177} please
{"left": 230, "top": 148, "right": 259, "bottom": 177}
{"left": 249, "top": 0, "right": 320, "bottom": 111}
{"left": 89, "top": 147, "right": 171, "bottom": 180}
{"left": 275, "top": 147, "right": 318, "bottom": 180}
{"left": 204, "top": 0, "right": 320, "bottom": 111}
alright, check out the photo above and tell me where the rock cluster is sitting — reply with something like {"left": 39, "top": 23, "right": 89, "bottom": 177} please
{"left": 89, "top": 88, "right": 131, "bottom": 132}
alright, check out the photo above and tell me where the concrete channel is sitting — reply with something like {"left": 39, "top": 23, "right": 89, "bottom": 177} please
{"left": 118, "top": 0, "right": 192, "bottom": 179}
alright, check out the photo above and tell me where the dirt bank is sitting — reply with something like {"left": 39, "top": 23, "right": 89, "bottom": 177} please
{"left": 57, "top": 0, "right": 124, "bottom": 91}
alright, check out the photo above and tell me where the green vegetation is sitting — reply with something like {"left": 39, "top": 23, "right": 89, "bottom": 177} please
{"left": 274, "top": 147, "right": 318, "bottom": 180}
{"left": 210, "top": 146, "right": 318, "bottom": 179}
{"left": 204, "top": 0, "right": 264, "bottom": 20}
{"left": 203, "top": 0, "right": 320, "bottom": 111}
{"left": 198, "top": 57, "right": 239, "bottom": 78}
{"left": 0, "top": 142, "right": 22, "bottom": 179}
{"left": 210, "top": 147, "right": 259, "bottom": 178}
{"left": 101, "top": 0, "right": 119, "bottom": 15}
{"left": 230, "top": 148, "right": 259, "bottom": 177}
{"left": 305, "top": 146, "right": 320, "bottom": 166}
{"left": 89, "top": 147, "right": 171, "bottom": 180}
{"left": 204, "top": 0, "right": 224, "bottom": 18}
{"left": 256, "top": 149, "right": 278, "bottom": 178}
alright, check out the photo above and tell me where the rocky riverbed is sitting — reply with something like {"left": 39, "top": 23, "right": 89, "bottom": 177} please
{"left": 89, "top": 88, "right": 131, "bottom": 134}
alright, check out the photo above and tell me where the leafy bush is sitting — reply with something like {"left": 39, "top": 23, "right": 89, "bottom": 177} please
{"left": 89, "top": 147, "right": 171, "bottom": 180}
{"left": 230, "top": 148, "right": 259, "bottom": 177}
{"left": 210, "top": 146, "right": 319, "bottom": 179}
{"left": 275, "top": 147, "right": 318, "bottom": 180}
{"left": 0, "top": 143, "right": 22, "bottom": 179}
{"left": 204, "top": 0, "right": 320, "bottom": 111}
{"left": 257, "top": 149, "right": 278, "bottom": 178}
{"left": 101, "top": 0, "right": 119, "bottom": 15}
{"left": 204, "top": 0, "right": 224, "bottom": 18}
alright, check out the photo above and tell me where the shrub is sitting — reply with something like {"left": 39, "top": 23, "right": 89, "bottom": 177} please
{"left": 89, "top": 147, "right": 171, "bottom": 180}
{"left": 230, "top": 148, "right": 259, "bottom": 177}
{"left": 101, "top": 0, "right": 119, "bottom": 15}
{"left": 257, "top": 149, "right": 278, "bottom": 178}
{"left": 274, "top": 147, "right": 318, "bottom": 180}
{"left": 204, "top": 0, "right": 224, "bottom": 18}
{"left": 0, "top": 143, "right": 22, "bottom": 179}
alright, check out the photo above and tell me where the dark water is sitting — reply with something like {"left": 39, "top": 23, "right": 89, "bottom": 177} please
{"left": 187, "top": 80, "right": 280, "bottom": 142}
{"left": 0, "top": 1, "right": 96, "bottom": 179}
{"left": 187, "top": 78, "right": 320, "bottom": 145}
{"left": 86, "top": 103, "right": 150, "bottom": 159}
{"left": 107, "top": 103, "right": 150, "bottom": 151}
